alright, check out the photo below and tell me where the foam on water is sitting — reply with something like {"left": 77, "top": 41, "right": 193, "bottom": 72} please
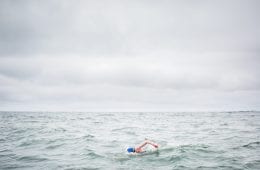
{"left": 0, "top": 111, "right": 260, "bottom": 169}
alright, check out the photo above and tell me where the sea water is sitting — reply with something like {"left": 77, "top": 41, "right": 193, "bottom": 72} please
{"left": 0, "top": 111, "right": 259, "bottom": 170}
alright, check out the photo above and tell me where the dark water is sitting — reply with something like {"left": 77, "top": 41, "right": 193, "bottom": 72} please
{"left": 0, "top": 111, "right": 260, "bottom": 170}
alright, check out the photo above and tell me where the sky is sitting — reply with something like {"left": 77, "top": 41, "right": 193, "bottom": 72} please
{"left": 0, "top": 0, "right": 259, "bottom": 112}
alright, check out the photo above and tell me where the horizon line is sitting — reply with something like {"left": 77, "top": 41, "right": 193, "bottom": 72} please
{"left": 0, "top": 110, "right": 258, "bottom": 113}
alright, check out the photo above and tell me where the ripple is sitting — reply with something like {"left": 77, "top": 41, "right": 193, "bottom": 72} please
{"left": 242, "top": 141, "right": 260, "bottom": 148}
{"left": 17, "top": 155, "right": 49, "bottom": 162}
{"left": 45, "top": 143, "right": 65, "bottom": 150}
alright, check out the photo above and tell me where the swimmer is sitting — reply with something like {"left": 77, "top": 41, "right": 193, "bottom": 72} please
{"left": 127, "top": 139, "right": 158, "bottom": 153}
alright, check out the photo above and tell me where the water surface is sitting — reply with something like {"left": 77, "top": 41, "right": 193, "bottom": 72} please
{"left": 0, "top": 111, "right": 259, "bottom": 169}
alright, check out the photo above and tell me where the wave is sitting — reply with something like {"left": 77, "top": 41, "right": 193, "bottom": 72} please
{"left": 242, "top": 141, "right": 260, "bottom": 148}
{"left": 85, "top": 152, "right": 104, "bottom": 159}
{"left": 45, "top": 143, "right": 65, "bottom": 150}
{"left": 17, "top": 155, "right": 49, "bottom": 162}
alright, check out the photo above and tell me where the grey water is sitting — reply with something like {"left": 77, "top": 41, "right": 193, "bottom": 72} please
{"left": 0, "top": 111, "right": 259, "bottom": 170}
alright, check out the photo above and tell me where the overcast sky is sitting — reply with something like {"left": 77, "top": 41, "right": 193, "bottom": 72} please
{"left": 0, "top": 0, "right": 259, "bottom": 112}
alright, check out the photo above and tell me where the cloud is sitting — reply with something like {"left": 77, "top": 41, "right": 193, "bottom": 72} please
{"left": 0, "top": 0, "right": 259, "bottom": 111}
{"left": 0, "top": 53, "right": 259, "bottom": 111}
{"left": 0, "top": 0, "right": 259, "bottom": 55}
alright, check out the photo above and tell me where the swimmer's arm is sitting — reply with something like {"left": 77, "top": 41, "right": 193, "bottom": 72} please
{"left": 146, "top": 141, "right": 158, "bottom": 148}
{"left": 136, "top": 141, "right": 148, "bottom": 150}
{"left": 136, "top": 140, "right": 158, "bottom": 150}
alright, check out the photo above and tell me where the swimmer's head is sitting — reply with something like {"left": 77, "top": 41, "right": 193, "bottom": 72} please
{"left": 127, "top": 147, "right": 135, "bottom": 153}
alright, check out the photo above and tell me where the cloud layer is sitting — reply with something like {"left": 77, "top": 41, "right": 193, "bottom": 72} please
{"left": 0, "top": 0, "right": 259, "bottom": 111}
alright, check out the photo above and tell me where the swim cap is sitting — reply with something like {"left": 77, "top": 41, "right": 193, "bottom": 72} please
{"left": 127, "top": 147, "right": 135, "bottom": 153}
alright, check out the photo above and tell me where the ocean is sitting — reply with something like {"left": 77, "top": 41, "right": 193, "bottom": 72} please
{"left": 0, "top": 111, "right": 259, "bottom": 170}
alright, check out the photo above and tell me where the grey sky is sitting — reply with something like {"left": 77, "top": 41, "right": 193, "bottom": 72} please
{"left": 0, "top": 0, "right": 259, "bottom": 111}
